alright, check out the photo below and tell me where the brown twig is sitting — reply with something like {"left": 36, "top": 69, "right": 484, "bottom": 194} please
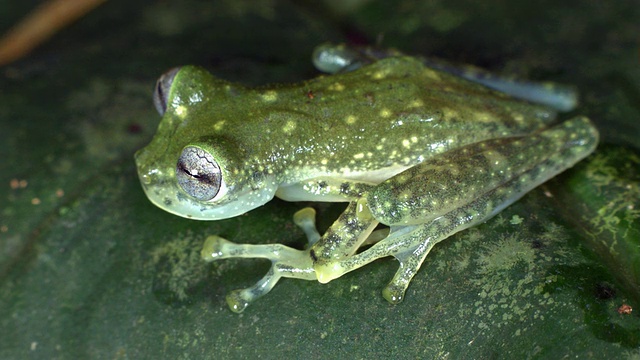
{"left": 0, "top": 0, "right": 107, "bottom": 67}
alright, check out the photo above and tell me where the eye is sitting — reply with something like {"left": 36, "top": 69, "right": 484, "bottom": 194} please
{"left": 153, "top": 67, "right": 181, "bottom": 116}
{"left": 176, "top": 146, "right": 222, "bottom": 201}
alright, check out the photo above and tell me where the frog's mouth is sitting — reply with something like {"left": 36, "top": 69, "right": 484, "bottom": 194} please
{"left": 136, "top": 159, "right": 278, "bottom": 221}
{"left": 144, "top": 182, "right": 279, "bottom": 221}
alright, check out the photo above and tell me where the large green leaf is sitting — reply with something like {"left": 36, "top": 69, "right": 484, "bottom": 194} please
{"left": 1, "top": 0, "right": 638, "bottom": 358}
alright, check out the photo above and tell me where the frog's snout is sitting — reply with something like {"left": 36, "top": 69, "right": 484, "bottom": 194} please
{"left": 134, "top": 148, "right": 159, "bottom": 187}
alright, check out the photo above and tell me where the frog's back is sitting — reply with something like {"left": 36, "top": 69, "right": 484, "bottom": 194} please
{"left": 295, "top": 56, "right": 556, "bottom": 132}
{"left": 246, "top": 57, "right": 561, "bottom": 183}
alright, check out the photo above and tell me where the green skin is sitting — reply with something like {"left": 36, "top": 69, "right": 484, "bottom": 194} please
{"left": 135, "top": 52, "right": 599, "bottom": 313}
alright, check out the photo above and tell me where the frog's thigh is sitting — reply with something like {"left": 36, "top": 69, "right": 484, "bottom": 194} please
{"left": 201, "top": 236, "right": 315, "bottom": 312}
{"left": 316, "top": 117, "right": 599, "bottom": 303}
{"left": 367, "top": 116, "right": 598, "bottom": 227}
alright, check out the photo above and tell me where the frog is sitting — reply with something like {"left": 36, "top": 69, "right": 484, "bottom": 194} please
{"left": 135, "top": 43, "right": 599, "bottom": 313}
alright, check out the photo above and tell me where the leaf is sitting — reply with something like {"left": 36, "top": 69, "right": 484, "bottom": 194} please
{"left": 1, "top": 0, "right": 638, "bottom": 358}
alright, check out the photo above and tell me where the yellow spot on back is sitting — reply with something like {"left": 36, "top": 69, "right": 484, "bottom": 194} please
{"left": 372, "top": 71, "right": 387, "bottom": 80}
{"left": 422, "top": 68, "right": 442, "bottom": 81}
{"left": 512, "top": 112, "right": 524, "bottom": 122}
{"left": 345, "top": 115, "right": 357, "bottom": 124}
{"left": 282, "top": 120, "right": 296, "bottom": 134}
{"left": 409, "top": 99, "right": 424, "bottom": 108}
{"left": 476, "top": 112, "right": 491, "bottom": 122}
{"left": 214, "top": 120, "right": 226, "bottom": 131}
{"left": 329, "top": 82, "right": 345, "bottom": 91}
{"left": 442, "top": 108, "right": 459, "bottom": 119}
{"left": 175, "top": 105, "right": 187, "bottom": 117}
{"left": 400, "top": 190, "right": 413, "bottom": 200}
{"left": 261, "top": 90, "right": 278, "bottom": 102}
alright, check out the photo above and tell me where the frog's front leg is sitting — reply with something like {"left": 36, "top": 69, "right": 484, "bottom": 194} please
{"left": 201, "top": 236, "right": 315, "bottom": 312}
{"left": 200, "top": 200, "right": 379, "bottom": 312}
{"left": 314, "top": 117, "right": 599, "bottom": 303}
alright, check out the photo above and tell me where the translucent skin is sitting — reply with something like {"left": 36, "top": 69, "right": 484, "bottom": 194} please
{"left": 135, "top": 50, "right": 599, "bottom": 313}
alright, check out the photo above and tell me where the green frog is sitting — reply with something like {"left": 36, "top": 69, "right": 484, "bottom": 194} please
{"left": 135, "top": 44, "right": 598, "bottom": 313}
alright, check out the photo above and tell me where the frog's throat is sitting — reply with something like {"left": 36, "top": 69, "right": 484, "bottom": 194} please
{"left": 143, "top": 181, "right": 278, "bottom": 220}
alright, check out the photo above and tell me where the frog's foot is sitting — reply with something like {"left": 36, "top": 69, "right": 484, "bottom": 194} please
{"left": 224, "top": 261, "right": 315, "bottom": 313}
{"left": 312, "top": 43, "right": 406, "bottom": 74}
{"left": 314, "top": 224, "right": 437, "bottom": 304}
{"left": 312, "top": 43, "right": 368, "bottom": 74}
{"left": 381, "top": 242, "right": 435, "bottom": 304}
{"left": 224, "top": 267, "right": 281, "bottom": 313}
{"left": 293, "top": 207, "right": 321, "bottom": 246}
{"left": 201, "top": 236, "right": 315, "bottom": 313}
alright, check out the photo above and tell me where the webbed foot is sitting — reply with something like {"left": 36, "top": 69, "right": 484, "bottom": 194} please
{"left": 313, "top": 224, "right": 438, "bottom": 304}
{"left": 381, "top": 240, "right": 436, "bottom": 304}
{"left": 201, "top": 235, "right": 315, "bottom": 312}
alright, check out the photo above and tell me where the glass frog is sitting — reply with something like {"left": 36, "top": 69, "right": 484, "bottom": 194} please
{"left": 135, "top": 44, "right": 599, "bottom": 313}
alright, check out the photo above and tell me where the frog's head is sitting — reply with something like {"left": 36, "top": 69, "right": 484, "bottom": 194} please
{"left": 135, "top": 66, "right": 277, "bottom": 220}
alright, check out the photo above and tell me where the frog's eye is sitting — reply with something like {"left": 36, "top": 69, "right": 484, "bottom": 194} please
{"left": 176, "top": 146, "right": 222, "bottom": 201}
{"left": 153, "top": 67, "right": 181, "bottom": 116}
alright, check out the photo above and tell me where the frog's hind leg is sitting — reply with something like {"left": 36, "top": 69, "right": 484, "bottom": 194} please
{"left": 293, "top": 206, "right": 388, "bottom": 248}
{"left": 201, "top": 236, "right": 315, "bottom": 313}
{"left": 313, "top": 223, "right": 439, "bottom": 303}
{"left": 380, "top": 233, "right": 437, "bottom": 304}
{"left": 315, "top": 117, "right": 600, "bottom": 303}
{"left": 421, "top": 57, "right": 578, "bottom": 112}
{"left": 312, "top": 43, "right": 578, "bottom": 112}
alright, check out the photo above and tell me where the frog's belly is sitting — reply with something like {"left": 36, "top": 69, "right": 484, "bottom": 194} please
{"left": 275, "top": 163, "right": 412, "bottom": 202}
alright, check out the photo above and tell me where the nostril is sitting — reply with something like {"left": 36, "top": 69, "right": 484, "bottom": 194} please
{"left": 139, "top": 173, "right": 152, "bottom": 185}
